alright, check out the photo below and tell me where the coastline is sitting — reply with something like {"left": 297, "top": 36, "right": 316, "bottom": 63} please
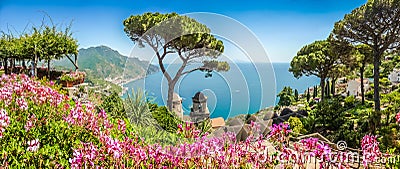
{"left": 117, "top": 70, "right": 160, "bottom": 95}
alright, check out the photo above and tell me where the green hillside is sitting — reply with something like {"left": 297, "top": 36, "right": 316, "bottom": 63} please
{"left": 53, "top": 45, "right": 158, "bottom": 82}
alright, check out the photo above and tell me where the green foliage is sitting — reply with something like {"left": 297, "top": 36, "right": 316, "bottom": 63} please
{"left": 365, "top": 90, "right": 374, "bottom": 100}
{"left": 380, "top": 77, "right": 392, "bottom": 87}
{"left": 124, "top": 89, "right": 155, "bottom": 127}
{"left": 130, "top": 124, "right": 182, "bottom": 146}
{"left": 277, "top": 86, "right": 294, "bottom": 107}
{"left": 85, "top": 74, "right": 122, "bottom": 94}
{"left": 306, "top": 98, "right": 346, "bottom": 136}
{"left": 197, "top": 119, "right": 212, "bottom": 136}
{"left": 100, "top": 92, "right": 126, "bottom": 119}
{"left": 288, "top": 117, "right": 306, "bottom": 135}
{"left": 149, "top": 103, "right": 183, "bottom": 133}
{"left": 0, "top": 22, "right": 78, "bottom": 76}
{"left": 364, "top": 64, "right": 374, "bottom": 78}
{"left": 289, "top": 40, "right": 351, "bottom": 99}
{"left": 344, "top": 95, "right": 358, "bottom": 109}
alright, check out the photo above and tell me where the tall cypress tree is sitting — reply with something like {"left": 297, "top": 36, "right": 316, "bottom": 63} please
{"left": 306, "top": 88, "right": 311, "bottom": 102}
{"left": 313, "top": 86, "right": 317, "bottom": 98}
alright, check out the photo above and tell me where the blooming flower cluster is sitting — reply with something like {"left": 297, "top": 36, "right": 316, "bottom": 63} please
{"left": 177, "top": 121, "right": 201, "bottom": 139}
{"left": 361, "top": 134, "right": 381, "bottom": 167}
{"left": 267, "top": 122, "right": 291, "bottom": 144}
{"left": 396, "top": 112, "right": 400, "bottom": 123}
{"left": 0, "top": 109, "right": 10, "bottom": 138}
{"left": 69, "top": 142, "right": 100, "bottom": 168}
{"left": 27, "top": 139, "right": 40, "bottom": 152}
{"left": 0, "top": 74, "right": 65, "bottom": 109}
{"left": 24, "top": 114, "right": 37, "bottom": 132}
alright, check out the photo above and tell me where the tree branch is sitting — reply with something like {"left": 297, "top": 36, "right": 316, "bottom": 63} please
{"left": 181, "top": 66, "right": 207, "bottom": 75}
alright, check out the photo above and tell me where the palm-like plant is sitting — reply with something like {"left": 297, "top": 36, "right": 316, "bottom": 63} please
{"left": 124, "top": 89, "right": 155, "bottom": 127}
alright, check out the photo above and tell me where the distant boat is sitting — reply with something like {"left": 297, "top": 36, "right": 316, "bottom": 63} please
{"left": 235, "top": 90, "right": 240, "bottom": 93}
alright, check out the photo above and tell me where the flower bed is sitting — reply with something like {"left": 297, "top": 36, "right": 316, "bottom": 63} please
{"left": 0, "top": 74, "right": 398, "bottom": 168}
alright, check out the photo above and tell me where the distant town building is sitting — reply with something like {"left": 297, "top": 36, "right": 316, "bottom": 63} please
{"left": 389, "top": 69, "right": 400, "bottom": 83}
{"left": 346, "top": 79, "right": 370, "bottom": 96}
{"left": 190, "top": 92, "right": 210, "bottom": 123}
{"left": 172, "top": 93, "right": 183, "bottom": 119}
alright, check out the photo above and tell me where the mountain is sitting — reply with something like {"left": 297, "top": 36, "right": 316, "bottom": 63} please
{"left": 53, "top": 45, "right": 158, "bottom": 84}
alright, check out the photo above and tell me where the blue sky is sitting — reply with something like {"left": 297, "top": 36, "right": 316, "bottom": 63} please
{"left": 0, "top": 0, "right": 366, "bottom": 62}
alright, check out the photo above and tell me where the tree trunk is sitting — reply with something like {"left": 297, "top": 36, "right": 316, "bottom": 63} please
{"left": 4, "top": 58, "right": 8, "bottom": 75}
{"left": 74, "top": 54, "right": 78, "bottom": 70}
{"left": 331, "top": 78, "right": 336, "bottom": 96}
{"left": 320, "top": 78, "right": 325, "bottom": 101}
{"left": 11, "top": 58, "right": 14, "bottom": 73}
{"left": 34, "top": 55, "right": 38, "bottom": 77}
{"left": 167, "top": 80, "right": 178, "bottom": 111}
{"left": 373, "top": 52, "right": 381, "bottom": 130}
{"left": 47, "top": 60, "right": 51, "bottom": 79}
{"left": 326, "top": 80, "right": 330, "bottom": 98}
{"left": 360, "top": 65, "right": 365, "bottom": 105}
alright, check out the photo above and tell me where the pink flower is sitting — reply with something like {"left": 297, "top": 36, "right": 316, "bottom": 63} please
{"left": 98, "top": 109, "right": 107, "bottom": 119}
{"left": 16, "top": 97, "right": 28, "bottom": 111}
{"left": 25, "top": 114, "right": 37, "bottom": 132}
{"left": 361, "top": 134, "right": 381, "bottom": 167}
{"left": 268, "top": 123, "right": 291, "bottom": 144}
{"left": 118, "top": 119, "right": 126, "bottom": 133}
{"left": 0, "top": 109, "right": 10, "bottom": 138}
{"left": 105, "top": 136, "right": 123, "bottom": 159}
{"left": 25, "top": 121, "right": 33, "bottom": 132}
{"left": 27, "top": 139, "right": 40, "bottom": 152}
{"left": 396, "top": 112, "right": 400, "bottom": 123}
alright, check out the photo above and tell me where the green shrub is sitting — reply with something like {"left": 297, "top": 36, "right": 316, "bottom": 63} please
{"left": 100, "top": 91, "right": 126, "bottom": 119}
{"left": 149, "top": 103, "right": 183, "bottom": 133}
{"left": 288, "top": 117, "right": 306, "bottom": 135}
{"left": 365, "top": 90, "right": 374, "bottom": 100}
{"left": 344, "top": 95, "right": 357, "bottom": 109}
{"left": 277, "top": 86, "right": 294, "bottom": 107}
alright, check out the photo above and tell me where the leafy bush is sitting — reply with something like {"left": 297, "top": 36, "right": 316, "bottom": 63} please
{"left": 149, "top": 103, "right": 182, "bottom": 133}
{"left": 304, "top": 98, "right": 346, "bottom": 137}
{"left": 100, "top": 91, "right": 126, "bottom": 119}
{"left": 288, "top": 116, "right": 306, "bottom": 135}
{"left": 365, "top": 90, "right": 374, "bottom": 100}
{"left": 131, "top": 124, "right": 182, "bottom": 146}
{"left": 277, "top": 86, "right": 294, "bottom": 107}
{"left": 344, "top": 95, "right": 357, "bottom": 109}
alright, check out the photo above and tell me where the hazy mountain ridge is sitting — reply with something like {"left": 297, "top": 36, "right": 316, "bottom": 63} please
{"left": 53, "top": 45, "right": 158, "bottom": 84}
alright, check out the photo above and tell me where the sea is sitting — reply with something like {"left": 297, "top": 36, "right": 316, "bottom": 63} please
{"left": 123, "top": 63, "right": 320, "bottom": 119}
